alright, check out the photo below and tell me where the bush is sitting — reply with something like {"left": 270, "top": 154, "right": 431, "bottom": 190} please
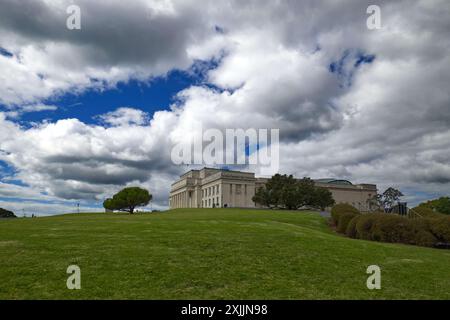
{"left": 408, "top": 219, "right": 438, "bottom": 247}
{"left": 355, "top": 214, "right": 439, "bottom": 247}
{"left": 331, "top": 203, "right": 360, "bottom": 225}
{"left": 329, "top": 206, "right": 450, "bottom": 249}
{"left": 427, "top": 217, "right": 450, "bottom": 243}
{"left": 412, "top": 206, "right": 445, "bottom": 219}
{"left": 355, "top": 213, "right": 380, "bottom": 240}
{"left": 345, "top": 215, "right": 361, "bottom": 238}
{"left": 370, "top": 214, "right": 415, "bottom": 244}
{"left": 337, "top": 212, "right": 359, "bottom": 234}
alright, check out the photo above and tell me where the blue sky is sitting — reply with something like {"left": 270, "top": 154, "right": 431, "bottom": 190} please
{"left": 3, "top": 70, "right": 198, "bottom": 125}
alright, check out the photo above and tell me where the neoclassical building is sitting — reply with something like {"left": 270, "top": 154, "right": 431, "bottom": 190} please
{"left": 169, "top": 167, "right": 377, "bottom": 212}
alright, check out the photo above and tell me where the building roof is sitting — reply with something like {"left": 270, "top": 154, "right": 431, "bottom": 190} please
{"left": 314, "top": 178, "right": 353, "bottom": 185}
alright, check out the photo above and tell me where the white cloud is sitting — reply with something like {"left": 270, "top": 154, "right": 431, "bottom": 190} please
{"left": 0, "top": 0, "right": 218, "bottom": 106}
{"left": 3, "top": 103, "right": 57, "bottom": 119}
{"left": 98, "top": 107, "right": 149, "bottom": 126}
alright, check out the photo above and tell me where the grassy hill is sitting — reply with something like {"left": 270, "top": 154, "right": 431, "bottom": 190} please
{"left": 0, "top": 208, "right": 449, "bottom": 299}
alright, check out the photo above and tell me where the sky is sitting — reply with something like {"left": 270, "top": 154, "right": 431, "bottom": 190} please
{"left": 0, "top": 0, "right": 449, "bottom": 216}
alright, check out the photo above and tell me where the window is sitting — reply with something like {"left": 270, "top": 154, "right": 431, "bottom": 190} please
{"left": 208, "top": 199, "right": 211, "bottom": 207}
{"left": 230, "top": 184, "right": 232, "bottom": 195}
{"left": 236, "top": 185, "right": 242, "bottom": 195}
{"left": 244, "top": 184, "right": 247, "bottom": 195}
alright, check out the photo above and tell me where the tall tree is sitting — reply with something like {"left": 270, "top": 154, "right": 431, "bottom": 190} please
{"left": 311, "top": 187, "right": 335, "bottom": 211}
{"left": 371, "top": 187, "right": 404, "bottom": 213}
{"left": 253, "top": 187, "right": 272, "bottom": 208}
{"left": 266, "top": 174, "right": 293, "bottom": 208}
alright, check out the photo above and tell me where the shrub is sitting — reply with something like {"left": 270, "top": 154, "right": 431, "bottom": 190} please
{"left": 355, "top": 213, "right": 380, "bottom": 240}
{"left": 337, "top": 212, "right": 359, "bottom": 234}
{"left": 370, "top": 214, "right": 414, "bottom": 244}
{"left": 408, "top": 219, "right": 438, "bottom": 247}
{"left": 331, "top": 203, "right": 360, "bottom": 225}
{"left": 329, "top": 205, "right": 450, "bottom": 249}
{"left": 411, "top": 206, "right": 445, "bottom": 219}
{"left": 345, "top": 215, "right": 361, "bottom": 238}
{"left": 356, "top": 214, "right": 438, "bottom": 247}
{"left": 427, "top": 217, "right": 450, "bottom": 243}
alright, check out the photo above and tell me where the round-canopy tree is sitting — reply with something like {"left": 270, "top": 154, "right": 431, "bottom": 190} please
{"left": 252, "top": 175, "right": 335, "bottom": 210}
{"left": 0, "top": 208, "right": 17, "bottom": 218}
{"left": 103, "top": 187, "right": 152, "bottom": 214}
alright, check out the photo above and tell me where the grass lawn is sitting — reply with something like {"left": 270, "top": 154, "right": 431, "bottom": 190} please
{"left": 0, "top": 208, "right": 449, "bottom": 299}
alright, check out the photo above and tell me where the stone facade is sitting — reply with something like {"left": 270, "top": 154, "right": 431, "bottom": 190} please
{"left": 169, "top": 168, "right": 377, "bottom": 212}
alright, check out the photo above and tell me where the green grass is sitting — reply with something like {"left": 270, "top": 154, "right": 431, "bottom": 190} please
{"left": 0, "top": 208, "right": 449, "bottom": 299}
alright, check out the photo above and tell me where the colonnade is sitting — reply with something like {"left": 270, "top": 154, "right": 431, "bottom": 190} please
{"left": 170, "top": 191, "right": 189, "bottom": 208}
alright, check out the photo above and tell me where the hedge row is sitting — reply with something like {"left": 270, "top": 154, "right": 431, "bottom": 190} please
{"left": 411, "top": 206, "right": 447, "bottom": 219}
{"left": 331, "top": 203, "right": 360, "bottom": 225}
{"left": 330, "top": 204, "right": 450, "bottom": 248}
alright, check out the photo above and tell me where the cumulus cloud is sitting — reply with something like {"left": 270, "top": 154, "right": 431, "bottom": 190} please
{"left": 0, "top": 111, "right": 180, "bottom": 206}
{"left": 0, "top": 0, "right": 219, "bottom": 106}
{"left": 98, "top": 107, "right": 150, "bottom": 126}
{"left": 1, "top": 0, "right": 450, "bottom": 214}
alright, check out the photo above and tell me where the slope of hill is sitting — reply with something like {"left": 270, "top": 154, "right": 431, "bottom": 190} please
{"left": 0, "top": 209, "right": 449, "bottom": 299}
